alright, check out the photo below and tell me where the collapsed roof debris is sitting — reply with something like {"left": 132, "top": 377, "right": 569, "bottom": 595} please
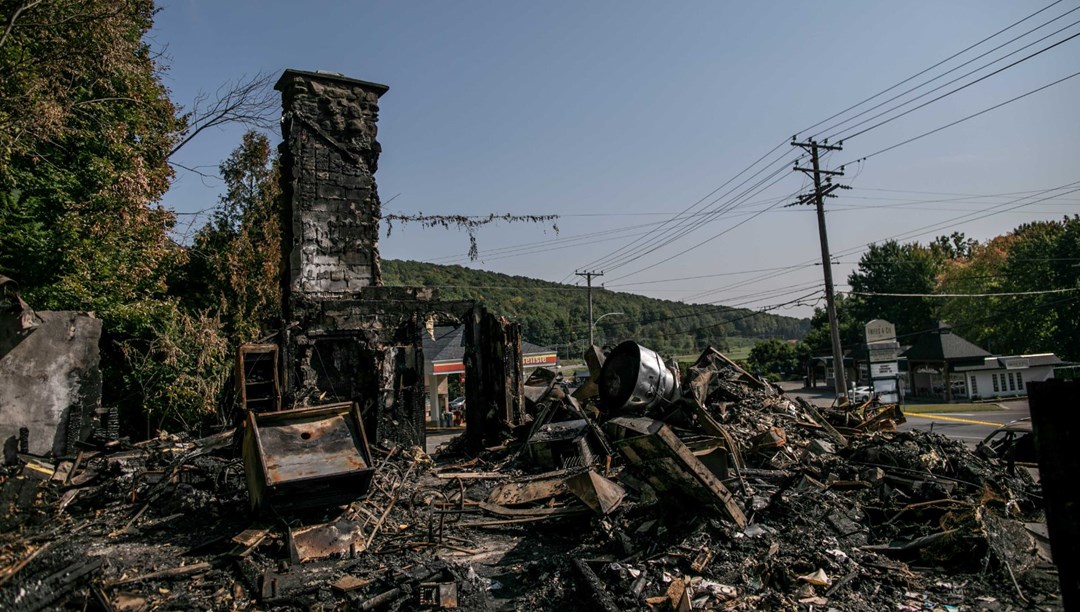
{"left": 0, "top": 342, "right": 1061, "bottom": 610}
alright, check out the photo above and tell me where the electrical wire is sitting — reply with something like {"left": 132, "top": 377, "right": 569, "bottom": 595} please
{"left": 841, "top": 69, "right": 1080, "bottom": 165}
{"left": 672, "top": 180, "right": 1080, "bottom": 306}
{"left": 578, "top": 148, "right": 802, "bottom": 275}
{"left": 603, "top": 166, "right": 799, "bottom": 277}
{"left": 847, "top": 287, "right": 1080, "bottom": 298}
{"left": 796, "top": 0, "right": 1065, "bottom": 137}
{"left": 813, "top": 6, "right": 1080, "bottom": 140}
{"left": 834, "top": 26, "right": 1080, "bottom": 143}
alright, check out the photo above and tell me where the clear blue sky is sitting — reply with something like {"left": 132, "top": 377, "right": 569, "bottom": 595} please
{"left": 155, "top": 1, "right": 1080, "bottom": 318}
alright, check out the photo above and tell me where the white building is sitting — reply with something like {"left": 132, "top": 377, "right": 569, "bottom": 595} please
{"left": 953, "top": 354, "right": 1062, "bottom": 400}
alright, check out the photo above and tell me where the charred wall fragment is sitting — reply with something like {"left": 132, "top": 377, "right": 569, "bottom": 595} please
{"left": 0, "top": 276, "right": 103, "bottom": 456}
{"left": 463, "top": 305, "right": 525, "bottom": 451}
{"left": 282, "top": 284, "right": 439, "bottom": 448}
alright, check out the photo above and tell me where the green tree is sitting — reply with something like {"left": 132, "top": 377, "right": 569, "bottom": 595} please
{"left": 0, "top": 0, "right": 183, "bottom": 313}
{"left": 929, "top": 231, "right": 976, "bottom": 260}
{"left": 178, "top": 131, "right": 282, "bottom": 342}
{"left": 0, "top": 0, "right": 213, "bottom": 433}
{"left": 747, "top": 338, "right": 802, "bottom": 380}
{"left": 799, "top": 294, "right": 861, "bottom": 356}
{"left": 936, "top": 218, "right": 1080, "bottom": 360}
{"left": 937, "top": 234, "right": 1013, "bottom": 352}
{"left": 994, "top": 218, "right": 1080, "bottom": 359}
{"left": 847, "top": 240, "right": 944, "bottom": 337}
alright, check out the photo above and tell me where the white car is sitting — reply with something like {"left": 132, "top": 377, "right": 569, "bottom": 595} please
{"left": 851, "top": 386, "right": 874, "bottom": 402}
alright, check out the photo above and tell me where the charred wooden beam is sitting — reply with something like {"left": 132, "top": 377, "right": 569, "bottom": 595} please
{"left": 463, "top": 305, "right": 524, "bottom": 452}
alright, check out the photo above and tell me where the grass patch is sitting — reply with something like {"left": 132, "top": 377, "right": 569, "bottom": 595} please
{"left": 903, "top": 403, "right": 1003, "bottom": 414}
{"left": 723, "top": 345, "right": 753, "bottom": 361}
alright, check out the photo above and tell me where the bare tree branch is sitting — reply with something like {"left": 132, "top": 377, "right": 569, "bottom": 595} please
{"left": 168, "top": 160, "right": 221, "bottom": 181}
{"left": 0, "top": 0, "right": 44, "bottom": 51}
{"left": 169, "top": 72, "right": 278, "bottom": 158}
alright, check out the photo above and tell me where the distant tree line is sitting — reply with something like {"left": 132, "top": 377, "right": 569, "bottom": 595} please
{"left": 748, "top": 224, "right": 1080, "bottom": 378}
{"left": 380, "top": 259, "right": 811, "bottom": 358}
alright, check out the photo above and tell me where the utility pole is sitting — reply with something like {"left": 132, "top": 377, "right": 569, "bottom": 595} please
{"left": 576, "top": 270, "right": 603, "bottom": 347}
{"left": 792, "top": 138, "right": 849, "bottom": 402}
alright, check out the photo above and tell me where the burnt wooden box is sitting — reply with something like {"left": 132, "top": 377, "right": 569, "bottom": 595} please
{"left": 243, "top": 402, "right": 374, "bottom": 513}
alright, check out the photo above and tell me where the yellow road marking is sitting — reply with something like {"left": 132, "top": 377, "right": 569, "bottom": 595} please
{"left": 904, "top": 413, "right": 1002, "bottom": 427}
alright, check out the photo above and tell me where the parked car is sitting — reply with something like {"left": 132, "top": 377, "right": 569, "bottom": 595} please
{"left": 851, "top": 386, "right": 875, "bottom": 402}
{"left": 449, "top": 396, "right": 466, "bottom": 410}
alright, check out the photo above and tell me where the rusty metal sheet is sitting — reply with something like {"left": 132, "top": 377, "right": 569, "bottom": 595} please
{"left": 287, "top": 520, "right": 365, "bottom": 563}
{"left": 259, "top": 414, "right": 368, "bottom": 485}
{"left": 243, "top": 402, "right": 374, "bottom": 512}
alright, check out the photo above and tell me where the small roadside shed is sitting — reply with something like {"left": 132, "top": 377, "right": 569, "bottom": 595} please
{"left": 901, "top": 323, "right": 990, "bottom": 400}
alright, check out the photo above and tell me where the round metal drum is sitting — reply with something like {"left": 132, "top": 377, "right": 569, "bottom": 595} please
{"left": 598, "top": 341, "right": 679, "bottom": 411}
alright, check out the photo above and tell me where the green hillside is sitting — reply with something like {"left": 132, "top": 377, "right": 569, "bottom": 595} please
{"left": 382, "top": 260, "right": 810, "bottom": 358}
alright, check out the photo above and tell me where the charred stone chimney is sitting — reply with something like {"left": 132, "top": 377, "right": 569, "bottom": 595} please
{"left": 275, "top": 69, "right": 388, "bottom": 315}
{"left": 273, "top": 69, "right": 453, "bottom": 449}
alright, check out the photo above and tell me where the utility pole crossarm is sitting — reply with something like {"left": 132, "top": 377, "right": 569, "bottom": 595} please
{"left": 794, "top": 166, "right": 845, "bottom": 176}
{"left": 792, "top": 139, "right": 843, "bottom": 151}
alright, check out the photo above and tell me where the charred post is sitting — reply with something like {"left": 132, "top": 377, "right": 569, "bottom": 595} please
{"left": 463, "top": 305, "right": 525, "bottom": 451}
{"left": 1029, "top": 379, "right": 1080, "bottom": 610}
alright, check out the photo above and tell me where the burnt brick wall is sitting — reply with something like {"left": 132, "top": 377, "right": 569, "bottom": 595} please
{"left": 275, "top": 70, "right": 389, "bottom": 315}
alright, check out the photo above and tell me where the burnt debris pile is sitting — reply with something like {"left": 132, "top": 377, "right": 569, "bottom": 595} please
{"left": 0, "top": 343, "right": 1057, "bottom": 610}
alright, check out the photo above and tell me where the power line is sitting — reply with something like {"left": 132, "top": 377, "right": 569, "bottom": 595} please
{"left": 579, "top": 8, "right": 1078, "bottom": 283}
{"left": 847, "top": 287, "right": 1080, "bottom": 298}
{"left": 796, "top": 0, "right": 1065, "bottom": 137}
{"left": 674, "top": 180, "right": 1080, "bottom": 307}
{"left": 813, "top": 6, "right": 1080, "bottom": 140}
{"left": 841, "top": 69, "right": 1080, "bottom": 165}
{"left": 569, "top": 139, "right": 791, "bottom": 277}
{"left": 579, "top": 149, "right": 802, "bottom": 275}
{"left": 836, "top": 183, "right": 1080, "bottom": 251}
{"left": 603, "top": 167, "right": 799, "bottom": 280}
{"left": 567, "top": 4, "right": 1075, "bottom": 283}
{"left": 604, "top": 264, "right": 818, "bottom": 288}
{"left": 430, "top": 194, "right": 799, "bottom": 265}
{"left": 596, "top": 280, "right": 825, "bottom": 332}
{"left": 835, "top": 25, "right": 1080, "bottom": 142}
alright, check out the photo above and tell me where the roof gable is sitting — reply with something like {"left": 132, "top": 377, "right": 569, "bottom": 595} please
{"left": 900, "top": 323, "right": 991, "bottom": 362}
{"left": 423, "top": 326, "right": 554, "bottom": 363}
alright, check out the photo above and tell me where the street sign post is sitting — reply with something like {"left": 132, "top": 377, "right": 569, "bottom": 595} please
{"left": 865, "top": 320, "right": 902, "bottom": 404}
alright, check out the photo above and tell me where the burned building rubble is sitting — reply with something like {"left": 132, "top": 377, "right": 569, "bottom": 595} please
{"left": 0, "top": 67, "right": 1068, "bottom": 610}
{"left": 0, "top": 339, "right": 1065, "bottom": 611}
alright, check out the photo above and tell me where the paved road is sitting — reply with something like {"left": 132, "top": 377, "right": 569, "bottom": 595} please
{"left": 898, "top": 400, "right": 1028, "bottom": 446}
{"left": 777, "top": 381, "right": 1026, "bottom": 447}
